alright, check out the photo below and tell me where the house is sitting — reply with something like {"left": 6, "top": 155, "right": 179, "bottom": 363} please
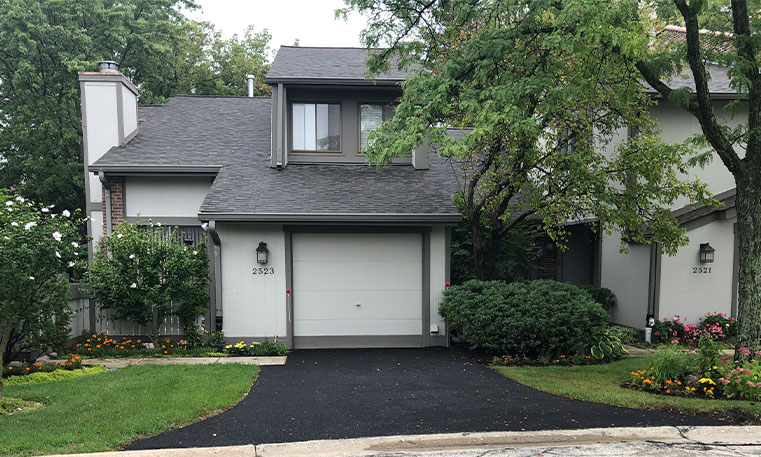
{"left": 554, "top": 27, "right": 742, "bottom": 329}
{"left": 78, "top": 48, "right": 460, "bottom": 349}
{"left": 78, "top": 30, "right": 740, "bottom": 345}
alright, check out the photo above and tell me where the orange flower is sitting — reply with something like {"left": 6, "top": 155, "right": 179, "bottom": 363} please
{"left": 666, "top": 380, "right": 672, "bottom": 384}
{"left": 7, "top": 366, "right": 12, "bottom": 370}
{"left": 666, "top": 389, "right": 671, "bottom": 394}
{"left": 676, "top": 381, "right": 682, "bottom": 385}
{"left": 164, "top": 350, "right": 168, "bottom": 354}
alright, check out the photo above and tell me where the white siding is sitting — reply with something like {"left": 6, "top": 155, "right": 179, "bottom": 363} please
{"left": 658, "top": 218, "right": 735, "bottom": 323}
{"left": 124, "top": 177, "right": 212, "bottom": 219}
{"left": 121, "top": 84, "right": 138, "bottom": 138}
{"left": 83, "top": 82, "right": 119, "bottom": 204}
{"left": 429, "top": 226, "right": 447, "bottom": 333}
{"left": 217, "top": 223, "right": 288, "bottom": 339}
{"left": 601, "top": 231, "right": 651, "bottom": 328}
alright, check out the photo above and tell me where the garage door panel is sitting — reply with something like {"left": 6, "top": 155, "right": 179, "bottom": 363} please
{"left": 295, "top": 290, "right": 422, "bottom": 320}
{"left": 293, "top": 260, "right": 421, "bottom": 291}
{"left": 293, "top": 233, "right": 422, "bottom": 262}
{"left": 294, "top": 319, "right": 422, "bottom": 336}
{"left": 292, "top": 232, "right": 423, "bottom": 344}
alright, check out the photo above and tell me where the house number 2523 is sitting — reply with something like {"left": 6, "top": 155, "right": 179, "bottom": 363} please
{"left": 253, "top": 267, "right": 275, "bottom": 275}
{"left": 693, "top": 266, "right": 712, "bottom": 274}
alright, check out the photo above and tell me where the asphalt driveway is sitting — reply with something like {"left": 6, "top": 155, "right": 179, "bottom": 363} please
{"left": 126, "top": 348, "right": 717, "bottom": 450}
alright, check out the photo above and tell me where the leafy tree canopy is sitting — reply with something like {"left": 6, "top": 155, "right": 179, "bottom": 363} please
{"left": 343, "top": 0, "right": 713, "bottom": 278}
{"left": 0, "top": 0, "right": 272, "bottom": 213}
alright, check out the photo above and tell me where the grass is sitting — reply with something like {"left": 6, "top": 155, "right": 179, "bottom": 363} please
{"left": 495, "top": 357, "right": 761, "bottom": 421}
{"left": 0, "top": 363, "right": 258, "bottom": 456}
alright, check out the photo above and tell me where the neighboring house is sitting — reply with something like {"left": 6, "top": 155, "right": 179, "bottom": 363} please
{"left": 78, "top": 49, "right": 460, "bottom": 349}
{"left": 556, "top": 27, "right": 742, "bottom": 329}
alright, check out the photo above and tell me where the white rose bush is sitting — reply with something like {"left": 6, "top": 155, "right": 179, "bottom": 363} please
{"left": 0, "top": 189, "right": 84, "bottom": 400}
{"left": 85, "top": 221, "right": 209, "bottom": 345}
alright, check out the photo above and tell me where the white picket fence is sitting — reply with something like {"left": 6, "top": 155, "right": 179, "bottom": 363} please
{"left": 69, "top": 284, "right": 197, "bottom": 338}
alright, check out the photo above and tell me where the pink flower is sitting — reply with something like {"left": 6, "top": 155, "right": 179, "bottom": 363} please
{"left": 739, "top": 347, "right": 751, "bottom": 356}
{"left": 756, "top": 382, "right": 761, "bottom": 388}
{"left": 749, "top": 381, "right": 756, "bottom": 387}
{"left": 720, "top": 378, "right": 730, "bottom": 385}
{"left": 736, "top": 378, "right": 742, "bottom": 384}
{"left": 743, "top": 369, "right": 752, "bottom": 375}
{"left": 755, "top": 350, "right": 761, "bottom": 356}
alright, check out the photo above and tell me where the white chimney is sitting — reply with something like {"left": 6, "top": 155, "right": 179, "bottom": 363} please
{"left": 78, "top": 61, "right": 139, "bottom": 255}
{"left": 247, "top": 75, "right": 255, "bottom": 97}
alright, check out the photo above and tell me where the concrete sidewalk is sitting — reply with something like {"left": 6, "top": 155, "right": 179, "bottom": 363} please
{"left": 41, "top": 356, "right": 287, "bottom": 368}
{"left": 44, "top": 426, "right": 761, "bottom": 457}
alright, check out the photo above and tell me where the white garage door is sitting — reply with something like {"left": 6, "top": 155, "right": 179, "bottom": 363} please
{"left": 292, "top": 232, "right": 423, "bottom": 348}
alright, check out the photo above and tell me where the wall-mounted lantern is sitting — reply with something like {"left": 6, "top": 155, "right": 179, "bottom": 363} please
{"left": 256, "top": 242, "right": 269, "bottom": 264}
{"left": 699, "top": 242, "right": 715, "bottom": 264}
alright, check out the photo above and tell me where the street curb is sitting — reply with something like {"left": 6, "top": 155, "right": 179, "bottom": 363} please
{"left": 41, "top": 426, "right": 761, "bottom": 457}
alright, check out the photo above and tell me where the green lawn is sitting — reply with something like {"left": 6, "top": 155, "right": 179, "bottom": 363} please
{"left": 0, "top": 364, "right": 259, "bottom": 457}
{"left": 495, "top": 358, "right": 761, "bottom": 421}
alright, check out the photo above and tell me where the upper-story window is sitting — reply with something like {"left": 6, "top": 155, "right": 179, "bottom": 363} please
{"left": 291, "top": 103, "right": 341, "bottom": 152}
{"left": 360, "top": 103, "right": 396, "bottom": 151}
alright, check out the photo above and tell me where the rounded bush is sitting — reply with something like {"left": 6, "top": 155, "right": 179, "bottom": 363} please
{"left": 440, "top": 279, "right": 609, "bottom": 358}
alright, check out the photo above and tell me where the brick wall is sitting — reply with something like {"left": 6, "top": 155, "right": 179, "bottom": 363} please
{"left": 536, "top": 236, "right": 559, "bottom": 280}
{"left": 101, "top": 177, "right": 125, "bottom": 230}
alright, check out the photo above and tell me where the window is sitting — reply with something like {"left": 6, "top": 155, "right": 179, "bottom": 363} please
{"left": 360, "top": 103, "right": 396, "bottom": 150}
{"left": 291, "top": 103, "right": 341, "bottom": 152}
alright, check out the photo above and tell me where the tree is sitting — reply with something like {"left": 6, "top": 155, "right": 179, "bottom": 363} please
{"left": 85, "top": 222, "right": 209, "bottom": 344}
{"left": 0, "top": 0, "right": 272, "bottom": 213}
{"left": 635, "top": 0, "right": 761, "bottom": 354}
{"left": 343, "top": 0, "right": 713, "bottom": 279}
{"left": 0, "top": 188, "right": 83, "bottom": 400}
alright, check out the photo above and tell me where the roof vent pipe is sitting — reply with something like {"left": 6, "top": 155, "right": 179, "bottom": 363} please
{"left": 247, "top": 74, "right": 255, "bottom": 97}
{"left": 98, "top": 60, "right": 120, "bottom": 73}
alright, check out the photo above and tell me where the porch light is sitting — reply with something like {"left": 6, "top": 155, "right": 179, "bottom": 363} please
{"left": 256, "top": 242, "right": 269, "bottom": 264}
{"left": 699, "top": 243, "right": 715, "bottom": 263}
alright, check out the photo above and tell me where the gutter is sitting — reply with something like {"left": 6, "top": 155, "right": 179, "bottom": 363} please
{"left": 198, "top": 212, "right": 463, "bottom": 225}
{"left": 98, "top": 172, "right": 112, "bottom": 236}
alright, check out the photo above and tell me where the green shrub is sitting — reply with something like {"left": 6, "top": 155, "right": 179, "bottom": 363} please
{"left": 578, "top": 285, "right": 617, "bottom": 311}
{"left": 440, "top": 279, "right": 609, "bottom": 359}
{"left": 719, "top": 359, "right": 761, "bottom": 401}
{"left": 645, "top": 344, "right": 697, "bottom": 386}
{"left": 4, "top": 365, "right": 107, "bottom": 386}
{"left": 608, "top": 325, "right": 642, "bottom": 345}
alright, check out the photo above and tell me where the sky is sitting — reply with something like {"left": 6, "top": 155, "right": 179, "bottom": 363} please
{"left": 189, "top": 0, "right": 369, "bottom": 59}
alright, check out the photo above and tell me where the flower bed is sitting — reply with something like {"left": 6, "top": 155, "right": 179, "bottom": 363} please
{"left": 72, "top": 331, "right": 287, "bottom": 358}
{"left": 653, "top": 312, "right": 735, "bottom": 345}
{"left": 626, "top": 336, "right": 761, "bottom": 401}
{"left": 3, "top": 355, "right": 83, "bottom": 379}
{"left": 224, "top": 341, "right": 288, "bottom": 357}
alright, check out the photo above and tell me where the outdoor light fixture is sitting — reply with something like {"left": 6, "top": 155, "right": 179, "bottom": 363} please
{"left": 699, "top": 242, "right": 715, "bottom": 263}
{"left": 256, "top": 242, "right": 269, "bottom": 264}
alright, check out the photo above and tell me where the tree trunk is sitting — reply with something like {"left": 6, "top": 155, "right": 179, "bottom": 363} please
{"left": 470, "top": 214, "right": 487, "bottom": 280}
{"left": 0, "top": 324, "right": 13, "bottom": 401}
{"left": 735, "top": 170, "right": 761, "bottom": 356}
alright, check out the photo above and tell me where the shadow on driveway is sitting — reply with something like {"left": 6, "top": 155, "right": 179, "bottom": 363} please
{"left": 125, "top": 348, "right": 716, "bottom": 449}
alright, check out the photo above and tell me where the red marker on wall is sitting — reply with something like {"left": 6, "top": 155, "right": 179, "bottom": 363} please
{"left": 286, "top": 289, "right": 291, "bottom": 296}
{"left": 445, "top": 282, "right": 451, "bottom": 289}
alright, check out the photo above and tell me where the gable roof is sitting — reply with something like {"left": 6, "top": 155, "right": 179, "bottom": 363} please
{"left": 266, "top": 46, "right": 410, "bottom": 85}
{"left": 673, "top": 188, "right": 736, "bottom": 229}
{"left": 90, "top": 96, "right": 460, "bottom": 223}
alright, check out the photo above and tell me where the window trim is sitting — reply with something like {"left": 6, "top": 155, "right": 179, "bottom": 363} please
{"left": 289, "top": 101, "right": 343, "bottom": 153}
{"left": 357, "top": 101, "right": 397, "bottom": 154}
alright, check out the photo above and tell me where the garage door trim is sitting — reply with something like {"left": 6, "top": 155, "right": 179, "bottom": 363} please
{"left": 283, "top": 226, "right": 431, "bottom": 349}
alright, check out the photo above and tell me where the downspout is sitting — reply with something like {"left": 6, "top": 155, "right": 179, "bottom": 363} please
{"left": 206, "top": 221, "right": 223, "bottom": 331}
{"left": 98, "top": 171, "right": 112, "bottom": 236}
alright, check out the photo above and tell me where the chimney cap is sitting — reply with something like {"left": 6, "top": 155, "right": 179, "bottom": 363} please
{"left": 246, "top": 74, "right": 255, "bottom": 80}
{"left": 98, "top": 60, "right": 120, "bottom": 73}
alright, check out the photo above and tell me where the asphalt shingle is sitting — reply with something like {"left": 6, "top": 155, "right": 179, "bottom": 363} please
{"left": 266, "top": 46, "right": 410, "bottom": 83}
{"left": 90, "top": 96, "right": 460, "bottom": 220}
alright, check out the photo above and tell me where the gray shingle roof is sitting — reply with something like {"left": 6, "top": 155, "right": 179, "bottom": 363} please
{"left": 673, "top": 188, "right": 736, "bottom": 227}
{"left": 266, "top": 46, "right": 410, "bottom": 84}
{"left": 90, "top": 96, "right": 460, "bottom": 222}
{"left": 642, "top": 64, "right": 735, "bottom": 96}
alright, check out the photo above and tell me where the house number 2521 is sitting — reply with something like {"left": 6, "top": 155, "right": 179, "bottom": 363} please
{"left": 693, "top": 266, "right": 712, "bottom": 274}
{"left": 253, "top": 267, "right": 275, "bottom": 275}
